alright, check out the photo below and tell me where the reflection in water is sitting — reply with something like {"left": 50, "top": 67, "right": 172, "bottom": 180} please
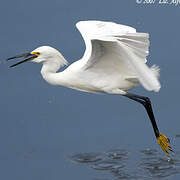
{"left": 69, "top": 135, "right": 180, "bottom": 180}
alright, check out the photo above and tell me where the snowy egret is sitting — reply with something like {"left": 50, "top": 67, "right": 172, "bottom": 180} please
{"left": 7, "top": 20, "right": 172, "bottom": 156}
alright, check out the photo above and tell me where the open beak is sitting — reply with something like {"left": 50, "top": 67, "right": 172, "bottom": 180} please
{"left": 7, "top": 52, "right": 38, "bottom": 68}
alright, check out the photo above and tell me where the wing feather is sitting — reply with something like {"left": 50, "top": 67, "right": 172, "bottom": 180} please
{"left": 76, "top": 20, "right": 161, "bottom": 92}
{"left": 118, "top": 41, "right": 160, "bottom": 91}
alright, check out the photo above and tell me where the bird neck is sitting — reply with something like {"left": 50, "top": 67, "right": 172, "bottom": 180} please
{"left": 40, "top": 56, "right": 68, "bottom": 86}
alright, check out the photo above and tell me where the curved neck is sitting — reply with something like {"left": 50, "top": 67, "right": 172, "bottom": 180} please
{"left": 40, "top": 56, "right": 68, "bottom": 86}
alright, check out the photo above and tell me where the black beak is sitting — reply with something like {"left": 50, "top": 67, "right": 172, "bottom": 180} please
{"left": 7, "top": 53, "right": 37, "bottom": 68}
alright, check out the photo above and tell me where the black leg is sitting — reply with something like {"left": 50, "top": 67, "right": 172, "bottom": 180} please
{"left": 123, "top": 93, "right": 160, "bottom": 138}
{"left": 123, "top": 92, "right": 172, "bottom": 156}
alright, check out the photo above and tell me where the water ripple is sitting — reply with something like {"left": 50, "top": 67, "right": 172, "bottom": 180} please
{"left": 68, "top": 142, "right": 180, "bottom": 179}
{"left": 105, "top": 149, "right": 129, "bottom": 160}
{"left": 69, "top": 152, "right": 103, "bottom": 163}
{"left": 140, "top": 149, "right": 180, "bottom": 179}
{"left": 91, "top": 159, "right": 125, "bottom": 171}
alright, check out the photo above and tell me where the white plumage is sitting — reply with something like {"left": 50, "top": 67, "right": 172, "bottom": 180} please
{"left": 75, "top": 21, "right": 160, "bottom": 93}
{"left": 9, "top": 20, "right": 161, "bottom": 94}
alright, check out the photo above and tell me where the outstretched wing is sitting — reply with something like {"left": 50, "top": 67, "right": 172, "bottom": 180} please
{"left": 76, "top": 21, "right": 160, "bottom": 92}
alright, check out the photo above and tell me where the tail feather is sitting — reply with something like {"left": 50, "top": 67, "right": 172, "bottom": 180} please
{"left": 151, "top": 65, "right": 160, "bottom": 79}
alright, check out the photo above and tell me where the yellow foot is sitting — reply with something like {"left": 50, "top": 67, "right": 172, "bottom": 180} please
{"left": 157, "top": 132, "right": 173, "bottom": 157}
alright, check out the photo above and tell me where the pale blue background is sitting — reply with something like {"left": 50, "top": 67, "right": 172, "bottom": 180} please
{"left": 0, "top": 0, "right": 180, "bottom": 179}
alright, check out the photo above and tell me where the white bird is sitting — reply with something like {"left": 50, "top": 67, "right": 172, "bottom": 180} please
{"left": 7, "top": 20, "right": 172, "bottom": 156}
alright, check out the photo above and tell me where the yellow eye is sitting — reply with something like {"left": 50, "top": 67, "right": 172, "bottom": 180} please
{"left": 31, "top": 52, "right": 40, "bottom": 56}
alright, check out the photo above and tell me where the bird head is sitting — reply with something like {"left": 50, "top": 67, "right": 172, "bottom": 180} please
{"left": 7, "top": 46, "right": 68, "bottom": 68}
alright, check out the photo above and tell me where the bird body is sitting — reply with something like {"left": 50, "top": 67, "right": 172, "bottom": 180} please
{"left": 31, "top": 20, "right": 161, "bottom": 94}
{"left": 7, "top": 20, "right": 172, "bottom": 156}
{"left": 41, "top": 57, "right": 137, "bottom": 94}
